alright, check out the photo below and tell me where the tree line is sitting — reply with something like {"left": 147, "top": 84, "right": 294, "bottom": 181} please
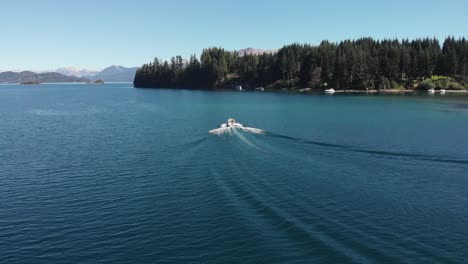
{"left": 134, "top": 37, "right": 468, "bottom": 90}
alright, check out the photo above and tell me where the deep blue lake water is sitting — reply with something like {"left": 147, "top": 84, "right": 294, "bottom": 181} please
{"left": 1, "top": 83, "right": 468, "bottom": 263}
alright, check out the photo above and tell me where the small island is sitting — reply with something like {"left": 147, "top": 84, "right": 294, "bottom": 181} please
{"left": 20, "top": 81, "right": 40, "bottom": 85}
{"left": 93, "top": 79, "right": 104, "bottom": 84}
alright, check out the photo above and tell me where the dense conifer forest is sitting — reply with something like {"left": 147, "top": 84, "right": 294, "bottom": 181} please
{"left": 134, "top": 37, "right": 468, "bottom": 91}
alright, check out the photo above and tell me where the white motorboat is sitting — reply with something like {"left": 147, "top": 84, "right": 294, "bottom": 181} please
{"left": 325, "top": 88, "right": 336, "bottom": 94}
{"left": 210, "top": 118, "right": 265, "bottom": 135}
{"left": 221, "top": 118, "right": 242, "bottom": 128}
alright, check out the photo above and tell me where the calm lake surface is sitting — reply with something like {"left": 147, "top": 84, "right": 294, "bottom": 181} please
{"left": 1, "top": 83, "right": 468, "bottom": 263}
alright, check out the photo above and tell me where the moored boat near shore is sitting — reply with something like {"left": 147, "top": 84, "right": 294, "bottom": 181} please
{"left": 325, "top": 88, "right": 335, "bottom": 94}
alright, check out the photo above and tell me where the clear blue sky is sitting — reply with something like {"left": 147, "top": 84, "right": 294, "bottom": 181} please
{"left": 1, "top": 0, "right": 467, "bottom": 71}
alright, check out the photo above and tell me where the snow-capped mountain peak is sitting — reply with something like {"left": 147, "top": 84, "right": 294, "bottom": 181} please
{"left": 55, "top": 67, "right": 99, "bottom": 77}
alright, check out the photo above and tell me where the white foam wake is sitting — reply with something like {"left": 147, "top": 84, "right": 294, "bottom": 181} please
{"left": 209, "top": 124, "right": 265, "bottom": 135}
{"left": 240, "top": 126, "right": 265, "bottom": 134}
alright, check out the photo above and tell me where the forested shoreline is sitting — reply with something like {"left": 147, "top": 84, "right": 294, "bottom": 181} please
{"left": 134, "top": 37, "right": 468, "bottom": 91}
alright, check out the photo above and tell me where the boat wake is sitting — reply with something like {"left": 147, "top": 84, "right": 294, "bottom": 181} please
{"left": 209, "top": 118, "right": 265, "bottom": 135}
{"left": 209, "top": 119, "right": 467, "bottom": 165}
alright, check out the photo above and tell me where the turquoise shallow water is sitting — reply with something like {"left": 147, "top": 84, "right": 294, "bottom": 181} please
{"left": 1, "top": 83, "right": 468, "bottom": 263}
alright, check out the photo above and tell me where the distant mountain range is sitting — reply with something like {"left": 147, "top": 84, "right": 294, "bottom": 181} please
{"left": 87, "top": 66, "right": 138, "bottom": 82}
{"left": 0, "top": 65, "right": 138, "bottom": 83}
{"left": 57, "top": 65, "right": 138, "bottom": 82}
{"left": 55, "top": 67, "right": 98, "bottom": 77}
{"left": 0, "top": 71, "right": 89, "bottom": 83}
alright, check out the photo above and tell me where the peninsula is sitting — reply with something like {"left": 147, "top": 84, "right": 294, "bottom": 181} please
{"left": 134, "top": 37, "right": 467, "bottom": 92}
